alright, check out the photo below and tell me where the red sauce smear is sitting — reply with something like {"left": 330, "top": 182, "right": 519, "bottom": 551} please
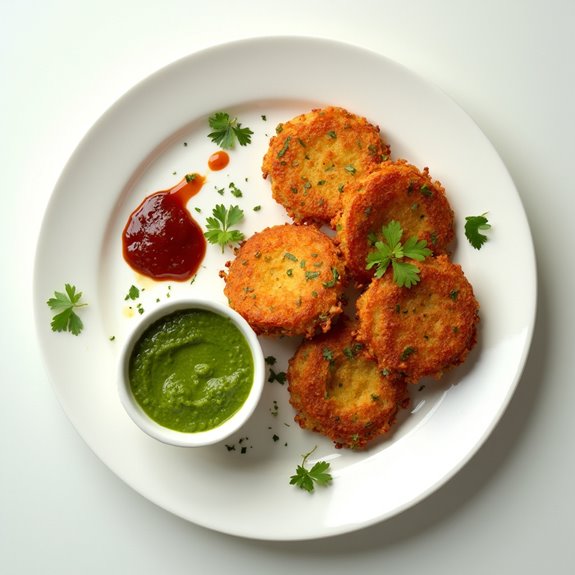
{"left": 208, "top": 150, "right": 230, "bottom": 171}
{"left": 122, "top": 174, "right": 206, "bottom": 281}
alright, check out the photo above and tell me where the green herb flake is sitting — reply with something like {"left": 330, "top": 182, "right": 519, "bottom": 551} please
{"left": 277, "top": 136, "right": 291, "bottom": 158}
{"left": 268, "top": 369, "right": 287, "bottom": 385}
{"left": 229, "top": 182, "right": 243, "bottom": 198}
{"left": 124, "top": 285, "right": 140, "bottom": 301}
{"left": 283, "top": 252, "right": 298, "bottom": 262}
{"left": 465, "top": 212, "right": 491, "bottom": 250}
{"left": 322, "top": 267, "right": 340, "bottom": 288}
{"left": 322, "top": 348, "right": 335, "bottom": 365}
{"left": 46, "top": 284, "right": 87, "bottom": 336}
{"left": 400, "top": 346, "right": 416, "bottom": 361}
{"left": 420, "top": 184, "right": 432, "bottom": 197}
{"left": 289, "top": 446, "right": 333, "bottom": 493}
{"left": 207, "top": 112, "right": 253, "bottom": 149}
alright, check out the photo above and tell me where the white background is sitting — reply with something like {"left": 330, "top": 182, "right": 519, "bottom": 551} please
{"left": 1, "top": 0, "right": 573, "bottom": 573}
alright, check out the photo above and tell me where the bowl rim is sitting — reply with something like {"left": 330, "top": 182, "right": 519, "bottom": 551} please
{"left": 117, "top": 297, "right": 266, "bottom": 447}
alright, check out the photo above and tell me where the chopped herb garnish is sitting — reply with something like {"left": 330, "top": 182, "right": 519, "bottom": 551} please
{"left": 46, "top": 284, "right": 87, "bottom": 335}
{"left": 289, "top": 446, "right": 333, "bottom": 493}
{"left": 277, "top": 136, "right": 291, "bottom": 158}
{"left": 400, "top": 346, "right": 416, "bottom": 361}
{"left": 283, "top": 252, "right": 298, "bottom": 262}
{"left": 322, "top": 348, "right": 335, "bottom": 365}
{"left": 465, "top": 212, "right": 491, "bottom": 250}
{"left": 207, "top": 112, "right": 253, "bottom": 149}
{"left": 268, "top": 369, "right": 287, "bottom": 384}
{"left": 366, "top": 220, "right": 432, "bottom": 288}
{"left": 229, "top": 182, "right": 243, "bottom": 197}
{"left": 204, "top": 204, "right": 245, "bottom": 252}
{"left": 322, "top": 267, "right": 340, "bottom": 288}
{"left": 420, "top": 183, "right": 432, "bottom": 197}
{"left": 124, "top": 285, "right": 140, "bottom": 301}
{"left": 344, "top": 164, "right": 356, "bottom": 175}
{"left": 305, "top": 271, "right": 320, "bottom": 281}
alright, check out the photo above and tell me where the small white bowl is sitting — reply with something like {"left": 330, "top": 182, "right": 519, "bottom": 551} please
{"left": 118, "top": 298, "right": 265, "bottom": 447}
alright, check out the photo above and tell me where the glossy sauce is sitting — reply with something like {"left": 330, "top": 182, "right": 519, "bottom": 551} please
{"left": 128, "top": 308, "right": 254, "bottom": 433}
{"left": 208, "top": 150, "right": 230, "bottom": 171}
{"left": 122, "top": 174, "right": 206, "bottom": 281}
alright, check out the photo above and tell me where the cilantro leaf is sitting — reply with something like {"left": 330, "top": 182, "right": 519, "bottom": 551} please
{"left": 465, "top": 213, "right": 491, "bottom": 250}
{"left": 289, "top": 446, "right": 333, "bottom": 493}
{"left": 366, "top": 221, "right": 431, "bottom": 287}
{"left": 392, "top": 260, "right": 422, "bottom": 288}
{"left": 124, "top": 285, "right": 140, "bottom": 301}
{"left": 46, "top": 284, "right": 87, "bottom": 335}
{"left": 402, "top": 236, "right": 431, "bottom": 261}
{"left": 208, "top": 112, "right": 254, "bottom": 149}
{"left": 381, "top": 219, "right": 403, "bottom": 249}
{"left": 204, "top": 204, "right": 245, "bottom": 252}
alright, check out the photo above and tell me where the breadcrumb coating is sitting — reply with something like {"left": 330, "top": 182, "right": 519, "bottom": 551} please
{"left": 356, "top": 255, "right": 479, "bottom": 384}
{"left": 262, "top": 106, "right": 390, "bottom": 225}
{"left": 288, "top": 318, "right": 409, "bottom": 449}
{"left": 222, "top": 224, "right": 346, "bottom": 338}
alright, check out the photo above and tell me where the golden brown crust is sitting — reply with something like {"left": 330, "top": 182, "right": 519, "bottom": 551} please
{"left": 334, "top": 160, "right": 455, "bottom": 286}
{"left": 262, "top": 106, "right": 390, "bottom": 226}
{"left": 287, "top": 317, "right": 409, "bottom": 449}
{"left": 222, "top": 224, "right": 346, "bottom": 338}
{"left": 355, "top": 255, "right": 479, "bottom": 384}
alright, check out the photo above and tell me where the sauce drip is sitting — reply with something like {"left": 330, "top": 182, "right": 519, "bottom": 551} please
{"left": 122, "top": 174, "right": 206, "bottom": 281}
{"left": 208, "top": 150, "right": 230, "bottom": 171}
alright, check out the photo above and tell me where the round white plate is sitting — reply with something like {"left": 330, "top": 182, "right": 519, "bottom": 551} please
{"left": 34, "top": 37, "right": 536, "bottom": 540}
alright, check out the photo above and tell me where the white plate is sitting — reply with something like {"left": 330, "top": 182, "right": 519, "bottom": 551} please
{"left": 34, "top": 37, "right": 536, "bottom": 540}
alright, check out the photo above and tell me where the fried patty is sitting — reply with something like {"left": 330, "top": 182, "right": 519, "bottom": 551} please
{"left": 287, "top": 317, "right": 409, "bottom": 449}
{"left": 356, "top": 255, "right": 479, "bottom": 384}
{"left": 334, "top": 160, "right": 455, "bottom": 285}
{"left": 222, "top": 224, "right": 346, "bottom": 337}
{"left": 262, "top": 106, "right": 390, "bottom": 226}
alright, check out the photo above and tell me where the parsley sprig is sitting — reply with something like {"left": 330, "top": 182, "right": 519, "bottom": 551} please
{"left": 208, "top": 112, "right": 253, "bottom": 149}
{"left": 465, "top": 213, "right": 491, "bottom": 250}
{"left": 289, "top": 446, "right": 333, "bottom": 493}
{"left": 46, "top": 284, "right": 87, "bottom": 335}
{"left": 366, "top": 220, "right": 432, "bottom": 288}
{"left": 204, "top": 204, "right": 245, "bottom": 252}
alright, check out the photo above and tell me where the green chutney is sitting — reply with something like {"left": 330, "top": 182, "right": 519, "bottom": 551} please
{"left": 128, "top": 308, "right": 254, "bottom": 433}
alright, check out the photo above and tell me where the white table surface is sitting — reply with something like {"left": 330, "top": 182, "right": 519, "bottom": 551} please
{"left": 2, "top": 0, "right": 573, "bottom": 573}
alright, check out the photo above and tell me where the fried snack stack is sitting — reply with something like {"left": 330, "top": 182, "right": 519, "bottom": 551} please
{"left": 222, "top": 106, "right": 479, "bottom": 449}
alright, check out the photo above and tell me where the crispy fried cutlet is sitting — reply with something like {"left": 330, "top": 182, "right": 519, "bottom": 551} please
{"left": 334, "top": 160, "right": 454, "bottom": 286}
{"left": 356, "top": 255, "right": 479, "bottom": 384}
{"left": 222, "top": 224, "right": 346, "bottom": 338}
{"left": 262, "top": 106, "right": 390, "bottom": 226}
{"left": 288, "top": 317, "right": 409, "bottom": 449}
